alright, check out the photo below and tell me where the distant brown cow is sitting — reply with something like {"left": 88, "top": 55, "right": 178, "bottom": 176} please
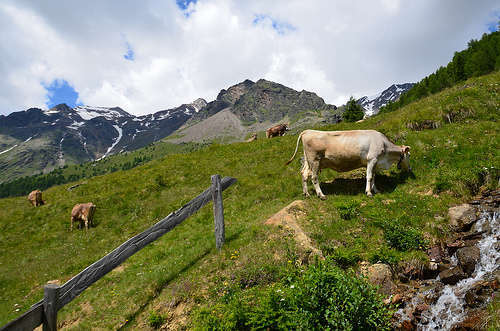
{"left": 266, "top": 123, "right": 289, "bottom": 138}
{"left": 246, "top": 133, "right": 258, "bottom": 142}
{"left": 27, "top": 190, "right": 44, "bottom": 206}
{"left": 71, "top": 203, "right": 96, "bottom": 231}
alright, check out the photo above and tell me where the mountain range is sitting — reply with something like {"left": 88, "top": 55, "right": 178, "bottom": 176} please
{"left": 0, "top": 79, "right": 414, "bottom": 183}
{"left": 0, "top": 79, "right": 341, "bottom": 182}
{"left": 357, "top": 83, "right": 415, "bottom": 116}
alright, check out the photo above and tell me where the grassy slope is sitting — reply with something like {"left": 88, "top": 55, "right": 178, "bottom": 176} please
{"left": 0, "top": 71, "right": 498, "bottom": 329}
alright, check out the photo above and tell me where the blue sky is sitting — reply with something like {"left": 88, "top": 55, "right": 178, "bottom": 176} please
{"left": 486, "top": 12, "right": 499, "bottom": 32}
{"left": 253, "top": 14, "right": 296, "bottom": 35}
{"left": 44, "top": 80, "right": 81, "bottom": 109}
{"left": 1, "top": 0, "right": 499, "bottom": 115}
{"left": 123, "top": 41, "right": 135, "bottom": 61}
{"left": 176, "top": 0, "right": 197, "bottom": 11}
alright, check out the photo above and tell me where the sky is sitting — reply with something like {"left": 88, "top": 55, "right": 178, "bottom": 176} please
{"left": 0, "top": 0, "right": 498, "bottom": 116}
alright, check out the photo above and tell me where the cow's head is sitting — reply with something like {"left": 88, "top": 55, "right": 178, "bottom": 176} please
{"left": 397, "top": 146, "right": 411, "bottom": 171}
{"left": 283, "top": 123, "right": 290, "bottom": 131}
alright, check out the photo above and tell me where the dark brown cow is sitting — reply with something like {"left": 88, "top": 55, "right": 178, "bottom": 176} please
{"left": 266, "top": 123, "right": 289, "bottom": 138}
{"left": 71, "top": 203, "right": 96, "bottom": 230}
{"left": 27, "top": 190, "right": 44, "bottom": 206}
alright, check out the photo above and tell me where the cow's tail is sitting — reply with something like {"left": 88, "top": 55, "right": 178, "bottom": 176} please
{"left": 285, "top": 131, "right": 304, "bottom": 165}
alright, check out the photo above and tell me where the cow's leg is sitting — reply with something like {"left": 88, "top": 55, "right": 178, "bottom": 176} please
{"left": 71, "top": 217, "right": 74, "bottom": 231}
{"left": 365, "top": 160, "right": 377, "bottom": 196}
{"left": 310, "top": 161, "right": 326, "bottom": 200}
{"left": 301, "top": 162, "right": 311, "bottom": 197}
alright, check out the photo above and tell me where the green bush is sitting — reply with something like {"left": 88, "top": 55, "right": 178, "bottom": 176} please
{"left": 368, "top": 247, "right": 401, "bottom": 266}
{"left": 148, "top": 310, "right": 165, "bottom": 329}
{"left": 193, "top": 259, "right": 392, "bottom": 330}
{"left": 331, "top": 247, "right": 361, "bottom": 267}
{"left": 337, "top": 200, "right": 360, "bottom": 220}
{"left": 379, "top": 220, "right": 427, "bottom": 251}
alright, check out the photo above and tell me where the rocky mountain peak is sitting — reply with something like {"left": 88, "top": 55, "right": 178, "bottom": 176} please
{"left": 357, "top": 82, "right": 415, "bottom": 117}
{"left": 217, "top": 79, "right": 255, "bottom": 105}
{"left": 190, "top": 98, "right": 207, "bottom": 112}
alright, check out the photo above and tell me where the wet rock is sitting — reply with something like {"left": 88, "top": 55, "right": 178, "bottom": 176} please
{"left": 465, "top": 280, "right": 496, "bottom": 308}
{"left": 448, "top": 204, "right": 477, "bottom": 232}
{"left": 450, "top": 309, "right": 486, "bottom": 331}
{"left": 414, "top": 303, "right": 429, "bottom": 320}
{"left": 439, "top": 266, "right": 467, "bottom": 285}
{"left": 456, "top": 246, "right": 480, "bottom": 276}
{"left": 399, "top": 319, "right": 415, "bottom": 331}
{"left": 391, "top": 293, "right": 403, "bottom": 304}
{"left": 361, "top": 263, "right": 395, "bottom": 295}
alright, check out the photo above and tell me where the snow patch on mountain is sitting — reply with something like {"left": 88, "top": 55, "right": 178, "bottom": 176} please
{"left": 74, "top": 106, "right": 130, "bottom": 121}
{"left": 357, "top": 83, "right": 415, "bottom": 117}
{"left": 0, "top": 145, "right": 17, "bottom": 155}
{"left": 98, "top": 125, "right": 123, "bottom": 160}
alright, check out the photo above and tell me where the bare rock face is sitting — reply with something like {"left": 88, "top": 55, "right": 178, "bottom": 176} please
{"left": 439, "top": 266, "right": 468, "bottom": 285}
{"left": 361, "top": 263, "right": 395, "bottom": 295}
{"left": 448, "top": 204, "right": 477, "bottom": 232}
{"left": 456, "top": 246, "right": 480, "bottom": 276}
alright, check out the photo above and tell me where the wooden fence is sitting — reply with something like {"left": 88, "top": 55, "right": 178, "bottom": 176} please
{"left": 0, "top": 175, "right": 236, "bottom": 331}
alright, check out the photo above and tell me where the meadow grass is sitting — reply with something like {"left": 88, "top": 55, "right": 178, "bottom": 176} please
{"left": 0, "top": 71, "right": 498, "bottom": 329}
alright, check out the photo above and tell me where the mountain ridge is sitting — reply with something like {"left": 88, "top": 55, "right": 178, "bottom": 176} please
{"left": 357, "top": 83, "right": 415, "bottom": 116}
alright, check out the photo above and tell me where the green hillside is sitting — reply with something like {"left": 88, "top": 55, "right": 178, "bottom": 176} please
{"left": 0, "top": 141, "right": 206, "bottom": 198}
{"left": 0, "top": 71, "right": 498, "bottom": 329}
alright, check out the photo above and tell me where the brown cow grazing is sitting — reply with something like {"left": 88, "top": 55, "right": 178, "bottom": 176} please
{"left": 27, "top": 190, "right": 44, "bottom": 206}
{"left": 71, "top": 203, "right": 96, "bottom": 231}
{"left": 246, "top": 133, "right": 258, "bottom": 142}
{"left": 286, "top": 129, "right": 411, "bottom": 199}
{"left": 266, "top": 123, "right": 289, "bottom": 138}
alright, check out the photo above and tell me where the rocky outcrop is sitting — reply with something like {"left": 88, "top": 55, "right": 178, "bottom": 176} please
{"left": 448, "top": 204, "right": 477, "bottom": 232}
{"left": 456, "top": 246, "right": 480, "bottom": 276}
{"left": 360, "top": 263, "right": 395, "bottom": 295}
{"left": 391, "top": 189, "right": 499, "bottom": 330}
{"left": 439, "top": 266, "right": 468, "bottom": 285}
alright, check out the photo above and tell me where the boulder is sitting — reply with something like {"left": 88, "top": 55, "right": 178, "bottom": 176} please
{"left": 361, "top": 263, "right": 395, "bottom": 295}
{"left": 439, "top": 266, "right": 467, "bottom": 285}
{"left": 465, "top": 280, "right": 496, "bottom": 308}
{"left": 448, "top": 204, "right": 477, "bottom": 232}
{"left": 456, "top": 246, "right": 480, "bottom": 276}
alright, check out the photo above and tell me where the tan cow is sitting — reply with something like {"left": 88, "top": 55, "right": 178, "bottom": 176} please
{"left": 246, "top": 133, "right": 258, "bottom": 142}
{"left": 286, "top": 129, "right": 411, "bottom": 199}
{"left": 71, "top": 203, "right": 96, "bottom": 230}
{"left": 27, "top": 190, "right": 44, "bottom": 206}
{"left": 266, "top": 123, "right": 289, "bottom": 138}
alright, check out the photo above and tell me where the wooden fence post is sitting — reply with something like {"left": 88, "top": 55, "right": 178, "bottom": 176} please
{"left": 43, "top": 284, "right": 60, "bottom": 331}
{"left": 211, "top": 174, "right": 225, "bottom": 250}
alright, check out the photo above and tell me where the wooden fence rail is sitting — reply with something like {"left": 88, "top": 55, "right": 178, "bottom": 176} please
{"left": 1, "top": 175, "right": 236, "bottom": 331}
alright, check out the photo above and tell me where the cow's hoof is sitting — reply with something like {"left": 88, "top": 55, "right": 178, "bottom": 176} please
{"left": 366, "top": 192, "right": 373, "bottom": 197}
{"left": 319, "top": 195, "right": 326, "bottom": 200}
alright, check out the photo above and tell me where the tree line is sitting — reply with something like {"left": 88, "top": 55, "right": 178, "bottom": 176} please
{"left": 0, "top": 155, "right": 152, "bottom": 198}
{"left": 380, "top": 30, "right": 500, "bottom": 113}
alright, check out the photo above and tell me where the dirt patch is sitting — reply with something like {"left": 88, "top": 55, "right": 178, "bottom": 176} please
{"left": 112, "top": 264, "right": 126, "bottom": 273}
{"left": 59, "top": 302, "right": 94, "bottom": 330}
{"left": 265, "top": 200, "right": 323, "bottom": 259}
{"left": 162, "top": 301, "right": 191, "bottom": 330}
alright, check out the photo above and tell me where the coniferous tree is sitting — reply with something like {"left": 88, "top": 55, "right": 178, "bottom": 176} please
{"left": 343, "top": 96, "right": 364, "bottom": 122}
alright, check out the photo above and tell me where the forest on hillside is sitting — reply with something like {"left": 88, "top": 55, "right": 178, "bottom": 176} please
{"left": 380, "top": 30, "right": 500, "bottom": 113}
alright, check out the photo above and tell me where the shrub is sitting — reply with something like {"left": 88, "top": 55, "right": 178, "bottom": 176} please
{"left": 337, "top": 200, "right": 360, "bottom": 220}
{"left": 331, "top": 247, "right": 361, "bottom": 267}
{"left": 192, "top": 259, "right": 392, "bottom": 330}
{"left": 380, "top": 220, "right": 427, "bottom": 251}
{"left": 148, "top": 310, "right": 165, "bottom": 329}
{"left": 368, "top": 247, "right": 401, "bottom": 266}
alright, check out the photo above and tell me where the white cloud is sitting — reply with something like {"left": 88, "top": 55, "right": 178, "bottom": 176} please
{"left": 0, "top": 0, "right": 498, "bottom": 115}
